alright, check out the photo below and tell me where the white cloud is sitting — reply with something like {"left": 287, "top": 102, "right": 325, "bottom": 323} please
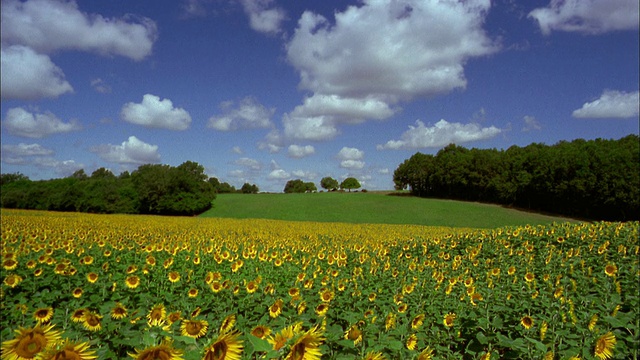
{"left": 288, "top": 144, "right": 315, "bottom": 158}
{"left": 572, "top": 90, "right": 640, "bottom": 119}
{"left": 340, "top": 160, "right": 365, "bottom": 170}
{"left": 121, "top": 94, "right": 192, "bottom": 130}
{"left": 258, "top": 129, "right": 284, "bottom": 153}
{"left": 522, "top": 115, "right": 542, "bottom": 132}
{"left": 91, "top": 78, "right": 112, "bottom": 94}
{"left": 1, "top": 45, "right": 73, "bottom": 100}
{"left": 377, "top": 119, "right": 501, "bottom": 150}
{"left": 3, "top": 107, "right": 81, "bottom": 138}
{"left": 529, "top": 0, "right": 639, "bottom": 35}
{"left": 208, "top": 97, "right": 274, "bottom": 131}
{"left": 1, "top": 143, "right": 54, "bottom": 164}
{"left": 291, "top": 170, "right": 317, "bottom": 180}
{"left": 235, "top": 157, "right": 262, "bottom": 170}
{"left": 283, "top": 0, "right": 496, "bottom": 141}
{"left": 268, "top": 169, "right": 290, "bottom": 180}
{"left": 239, "top": 0, "right": 286, "bottom": 34}
{"left": 1, "top": 0, "right": 158, "bottom": 61}
{"left": 337, "top": 147, "right": 365, "bottom": 161}
{"left": 232, "top": 146, "right": 243, "bottom": 154}
{"left": 90, "top": 136, "right": 160, "bottom": 164}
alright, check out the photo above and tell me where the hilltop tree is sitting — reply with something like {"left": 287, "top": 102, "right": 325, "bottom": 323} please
{"left": 284, "top": 179, "right": 316, "bottom": 193}
{"left": 241, "top": 183, "right": 259, "bottom": 194}
{"left": 320, "top": 176, "right": 339, "bottom": 191}
{"left": 340, "top": 177, "right": 361, "bottom": 192}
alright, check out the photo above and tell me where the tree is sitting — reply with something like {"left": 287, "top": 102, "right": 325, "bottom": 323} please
{"left": 340, "top": 177, "right": 361, "bottom": 192}
{"left": 0, "top": 173, "right": 29, "bottom": 186}
{"left": 241, "top": 183, "right": 259, "bottom": 194}
{"left": 320, "top": 177, "right": 339, "bottom": 191}
{"left": 284, "top": 179, "right": 306, "bottom": 193}
{"left": 304, "top": 182, "right": 317, "bottom": 192}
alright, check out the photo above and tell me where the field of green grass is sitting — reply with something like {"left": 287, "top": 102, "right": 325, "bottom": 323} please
{"left": 200, "top": 192, "right": 574, "bottom": 228}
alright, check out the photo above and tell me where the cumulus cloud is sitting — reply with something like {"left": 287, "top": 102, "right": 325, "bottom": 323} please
{"left": 529, "top": 0, "right": 639, "bottom": 35}
{"left": 291, "top": 170, "right": 317, "bottom": 180}
{"left": 377, "top": 119, "right": 501, "bottom": 150}
{"left": 3, "top": 107, "right": 81, "bottom": 138}
{"left": 288, "top": 144, "right": 315, "bottom": 158}
{"left": 235, "top": 157, "right": 262, "bottom": 170}
{"left": 239, "top": 0, "right": 286, "bottom": 34}
{"left": 91, "top": 78, "right": 112, "bottom": 94}
{"left": 1, "top": 143, "right": 54, "bottom": 164}
{"left": 121, "top": 94, "right": 192, "bottom": 130}
{"left": 337, "top": 147, "right": 365, "bottom": 169}
{"left": 1, "top": 45, "right": 73, "bottom": 100}
{"left": 208, "top": 97, "right": 274, "bottom": 131}
{"left": 283, "top": 0, "right": 497, "bottom": 141}
{"left": 1, "top": 0, "right": 158, "bottom": 60}
{"left": 268, "top": 169, "right": 290, "bottom": 180}
{"left": 90, "top": 136, "right": 160, "bottom": 164}
{"left": 572, "top": 90, "right": 640, "bottom": 119}
{"left": 522, "top": 115, "right": 542, "bottom": 132}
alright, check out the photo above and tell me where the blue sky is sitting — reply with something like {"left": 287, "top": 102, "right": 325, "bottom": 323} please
{"left": 1, "top": 0, "right": 638, "bottom": 192}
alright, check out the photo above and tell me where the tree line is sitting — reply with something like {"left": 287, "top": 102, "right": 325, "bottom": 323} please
{"left": 0, "top": 161, "right": 224, "bottom": 216}
{"left": 283, "top": 177, "right": 362, "bottom": 193}
{"left": 393, "top": 135, "right": 639, "bottom": 221}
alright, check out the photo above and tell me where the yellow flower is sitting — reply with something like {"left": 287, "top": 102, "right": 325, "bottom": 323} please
{"left": 588, "top": 314, "right": 598, "bottom": 332}
{"left": 34, "top": 307, "right": 54, "bottom": 324}
{"left": 86, "top": 272, "right": 99, "bottom": 284}
{"left": 604, "top": 264, "right": 617, "bottom": 277}
{"left": 362, "top": 351, "right": 386, "bottom": 360}
{"left": 520, "top": 315, "right": 534, "bottom": 330}
{"left": 269, "top": 299, "right": 283, "bottom": 318}
{"left": 1, "top": 324, "right": 62, "bottom": 360}
{"left": 251, "top": 325, "right": 271, "bottom": 339}
{"left": 524, "top": 273, "right": 535, "bottom": 282}
{"left": 384, "top": 313, "right": 396, "bottom": 331}
{"left": 128, "top": 340, "right": 183, "bottom": 360}
{"left": 180, "top": 319, "right": 208, "bottom": 339}
{"left": 32, "top": 339, "right": 97, "bottom": 360}
{"left": 3, "top": 259, "right": 18, "bottom": 270}
{"left": 168, "top": 271, "right": 180, "bottom": 283}
{"left": 125, "top": 275, "right": 140, "bottom": 289}
{"left": 268, "top": 323, "right": 302, "bottom": 351}
{"left": 3, "top": 274, "right": 23, "bottom": 288}
{"left": 188, "top": 288, "right": 198, "bottom": 298}
{"left": 220, "top": 314, "right": 236, "bottom": 335}
{"left": 411, "top": 314, "right": 425, "bottom": 330}
{"left": 443, "top": 312, "right": 456, "bottom": 328}
{"left": 82, "top": 311, "right": 103, "bottom": 332}
{"left": 315, "top": 303, "right": 329, "bottom": 317}
{"left": 147, "top": 304, "right": 166, "bottom": 327}
{"left": 319, "top": 289, "right": 334, "bottom": 303}
{"left": 417, "top": 346, "right": 434, "bottom": 360}
{"left": 246, "top": 281, "right": 258, "bottom": 294}
{"left": 593, "top": 332, "right": 616, "bottom": 360}
{"left": 285, "top": 325, "right": 324, "bottom": 360}
{"left": 406, "top": 333, "right": 418, "bottom": 350}
{"left": 202, "top": 330, "right": 243, "bottom": 360}
{"left": 540, "top": 321, "right": 548, "bottom": 341}
{"left": 71, "top": 308, "right": 88, "bottom": 323}
{"left": 72, "top": 287, "right": 83, "bottom": 298}
{"left": 344, "top": 324, "right": 363, "bottom": 345}
{"left": 111, "top": 303, "right": 127, "bottom": 320}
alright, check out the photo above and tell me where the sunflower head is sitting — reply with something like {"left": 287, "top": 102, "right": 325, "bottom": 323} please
{"left": 34, "top": 307, "right": 54, "bottom": 323}
{"left": 594, "top": 331, "right": 616, "bottom": 360}
{"left": 111, "top": 303, "right": 128, "bottom": 320}
{"left": 220, "top": 314, "right": 236, "bottom": 335}
{"left": 34, "top": 339, "right": 97, "bottom": 360}
{"left": 286, "top": 325, "right": 324, "bottom": 360}
{"left": 203, "top": 330, "right": 243, "bottom": 360}
{"left": 82, "top": 311, "right": 103, "bottom": 332}
{"left": 180, "top": 319, "right": 209, "bottom": 339}
{"left": 1, "top": 323, "right": 62, "bottom": 360}
{"left": 520, "top": 315, "right": 534, "bottom": 330}
{"left": 128, "top": 340, "right": 184, "bottom": 360}
{"left": 251, "top": 325, "right": 271, "bottom": 339}
{"left": 443, "top": 312, "right": 456, "bottom": 328}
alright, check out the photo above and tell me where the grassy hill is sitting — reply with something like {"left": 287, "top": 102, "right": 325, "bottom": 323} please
{"left": 200, "top": 192, "right": 575, "bottom": 228}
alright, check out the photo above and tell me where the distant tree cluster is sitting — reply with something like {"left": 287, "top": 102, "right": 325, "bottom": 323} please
{"left": 284, "top": 176, "right": 362, "bottom": 193}
{"left": 393, "top": 135, "right": 639, "bottom": 221}
{"left": 1, "top": 161, "right": 216, "bottom": 216}
{"left": 207, "top": 178, "right": 258, "bottom": 194}
{"left": 284, "top": 179, "right": 317, "bottom": 193}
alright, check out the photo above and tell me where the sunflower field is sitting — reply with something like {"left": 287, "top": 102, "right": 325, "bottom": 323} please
{"left": 1, "top": 209, "right": 638, "bottom": 360}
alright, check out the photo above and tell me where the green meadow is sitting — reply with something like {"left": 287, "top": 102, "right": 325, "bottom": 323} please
{"left": 200, "top": 192, "right": 574, "bottom": 228}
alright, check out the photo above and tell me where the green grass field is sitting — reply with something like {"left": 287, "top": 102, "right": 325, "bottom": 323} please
{"left": 200, "top": 192, "right": 575, "bottom": 228}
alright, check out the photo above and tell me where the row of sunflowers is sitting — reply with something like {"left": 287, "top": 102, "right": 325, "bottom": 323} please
{"left": 1, "top": 209, "right": 638, "bottom": 359}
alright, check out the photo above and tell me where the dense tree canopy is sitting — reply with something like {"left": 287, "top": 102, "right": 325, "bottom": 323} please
{"left": 284, "top": 179, "right": 316, "bottom": 193}
{"left": 1, "top": 161, "right": 216, "bottom": 216}
{"left": 340, "top": 177, "right": 361, "bottom": 192}
{"left": 320, "top": 177, "right": 339, "bottom": 191}
{"left": 393, "top": 135, "right": 639, "bottom": 220}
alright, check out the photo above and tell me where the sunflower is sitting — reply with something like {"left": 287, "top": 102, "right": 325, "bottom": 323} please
{"left": 384, "top": 313, "right": 396, "bottom": 331}
{"left": 168, "top": 272, "right": 180, "bottom": 283}
{"left": 507, "top": 266, "right": 516, "bottom": 275}
{"left": 269, "top": 299, "right": 283, "bottom": 318}
{"left": 397, "top": 303, "right": 408, "bottom": 313}
{"left": 588, "top": 314, "right": 598, "bottom": 332}
{"left": 315, "top": 303, "right": 329, "bottom": 317}
{"left": 246, "top": 281, "right": 258, "bottom": 294}
{"left": 593, "top": 332, "right": 616, "bottom": 360}
{"left": 1, "top": 324, "right": 62, "bottom": 360}
{"left": 147, "top": 304, "right": 166, "bottom": 327}
{"left": 406, "top": 333, "right": 417, "bottom": 350}
{"left": 3, "top": 259, "right": 18, "bottom": 270}
{"left": 111, "top": 303, "right": 128, "bottom": 320}
{"left": 344, "top": 324, "right": 363, "bottom": 345}
{"left": 268, "top": 323, "right": 302, "bottom": 351}
{"left": 202, "top": 330, "right": 243, "bottom": 360}
{"left": 210, "top": 281, "right": 223, "bottom": 293}
{"left": 319, "top": 289, "right": 334, "bottom": 303}
{"left": 3, "top": 274, "right": 22, "bottom": 288}
{"left": 220, "top": 314, "right": 236, "bottom": 335}
{"left": 128, "top": 340, "right": 183, "bottom": 360}
{"left": 362, "top": 352, "right": 386, "bottom": 360}
{"left": 72, "top": 287, "right": 83, "bottom": 298}
{"left": 417, "top": 346, "right": 434, "bottom": 360}
{"left": 188, "top": 288, "right": 199, "bottom": 298}
{"left": 71, "top": 308, "right": 88, "bottom": 323}
{"left": 285, "top": 325, "right": 324, "bottom": 360}
{"left": 443, "top": 313, "right": 456, "bottom": 328}
{"left": 520, "top": 315, "right": 534, "bottom": 330}
{"left": 86, "top": 272, "right": 99, "bottom": 284}
{"left": 167, "top": 311, "right": 182, "bottom": 325}
{"left": 524, "top": 273, "right": 535, "bottom": 282}
{"left": 297, "top": 301, "right": 307, "bottom": 315}
{"left": 288, "top": 287, "right": 300, "bottom": 298}
{"left": 251, "top": 325, "right": 271, "bottom": 339}
{"left": 82, "top": 311, "right": 102, "bottom": 332}
{"left": 540, "top": 320, "right": 548, "bottom": 341}
{"left": 34, "top": 307, "right": 54, "bottom": 324}
{"left": 191, "top": 307, "right": 202, "bottom": 318}
{"left": 34, "top": 268, "right": 43, "bottom": 277}
{"left": 411, "top": 314, "right": 425, "bottom": 330}
{"left": 604, "top": 264, "right": 617, "bottom": 277}
{"left": 125, "top": 275, "right": 140, "bottom": 289}
{"left": 180, "top": 319, "right": 209, "bottom": 339}
{"left": 33, "top": 339, "right": 97, "bottom": 360}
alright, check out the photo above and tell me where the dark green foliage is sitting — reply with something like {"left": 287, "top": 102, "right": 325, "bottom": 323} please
{"left": 1, "top": 161, "right": 215, "bottom": 216}
{"left": 241, "top": 183, "right": 259, "bottom": 194}
{"left": 320, "top": 176, "right": 339, "bottom": 191}
{"left": 340, "top": 177, "right": 361, "bottom": 192}
{"left": 208, "top": 177, "right": 237, "bottom": 193}
{"left": 284, "top": 179, "right": 316, "bottom": 193}
{"left": 393, "top": 135, "right": 639, "bottom": 220}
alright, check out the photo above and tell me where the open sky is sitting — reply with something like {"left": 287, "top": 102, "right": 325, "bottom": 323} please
{"left": 1, "top": 0, "right": 639, "bottom": 192}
